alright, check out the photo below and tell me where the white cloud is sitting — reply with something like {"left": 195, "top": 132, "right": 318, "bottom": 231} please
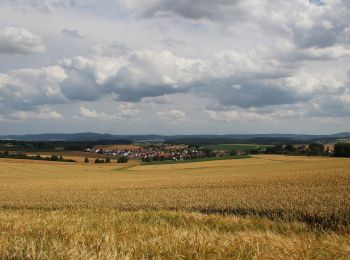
{"left": 3, "top": 0, "right": 77, "bottom": 13}
{"left": 142, "top": 95, "right": 171, "bottom": 105}
{"left": 0, "top": 66, "right": 66, "bottom": 111}
{"left": 76, "top": 105, "right": 140, "bottom": 121}
{"left": 0, "top": 0, "right": 350, "bottom": 133}
{"left": 78, "top": 106, "right": 102, "bottom": 119}
{"left": 207, "top": 110, "right": 271, "bottom": 122}
{"left": 61, "top": 28, "right": 86, "bottom": 39}
{"left": 59, "top": 47, "right": 205, "bottom": 102}
{"left": 157, "top": 109, "right": 186, "bottom": 121}
{"left": 10, "top": 106, "right": 63, "bottom": 120}
{"left": 0, "top": 27, "right": 46, "bottom": 55}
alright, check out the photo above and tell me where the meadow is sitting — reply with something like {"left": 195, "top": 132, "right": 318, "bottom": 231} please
{"left": 0, "top": 155, "right": 349, "bottom": 259}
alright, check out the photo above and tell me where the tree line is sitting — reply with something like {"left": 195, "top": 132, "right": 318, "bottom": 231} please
{"left": 0, "top": 151, "right": 76, "bottom": 162}
{"left": 264, "top": 143, "right": 350, "bottom": 157}
{"left": 85, "top": 156, "right": 129, "bottom": 164}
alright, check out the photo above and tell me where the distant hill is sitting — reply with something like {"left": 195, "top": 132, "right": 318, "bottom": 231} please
{"left": 0, "top": 133, "right": 164, "bottom": 142}
{"left": 1, "top": 132, "right": 349, "bottom": 143}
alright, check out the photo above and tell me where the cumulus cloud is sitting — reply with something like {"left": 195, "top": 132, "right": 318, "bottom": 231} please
{"left": 56, "top": 43, "right": 296, "bottom": 107}
{"left": 10, "top": 106, "right": 63, "bottom": 120}
{"left": 123, "top": 0, "right": 259, "bottom": 21}
{"left": 157, "top": 109, "right": 186, "bottom": 121}
{"left": 59, "top": 46, "right": 203, "bottom": 102}
{"left": 1, "top": 0, "right": 350, "bottom": 131}
{"left": 4, "top": 0, "right": 77, "bottom": 13}
{"left": 123, "top": 0, "right": 350, "bottom": 49}
{"left": 142, "top": 95, "right": 171, "bottom": 105}
{"left": 78, "top": 106, "right": 102, "bottom": 119}
{"left": 0, "top": 27, "right": 46, "bottom": 55}
{"left": 1, "top": 42, "right": 348, "bottom": 120}
{"left": 75, "top": 105, "right": 140, "bottom": 121}
{"left": 0, "top": 66, "right": 66, "bottom": 116}
{"left": 61, "top": 28, "right": 86, "bottom": 39}
{"left": 207, "top": 109, "right": 271, "bottom": 122}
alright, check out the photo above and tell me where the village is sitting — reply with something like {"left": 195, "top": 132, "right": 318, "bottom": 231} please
{"left": 82, "top": 144, "right": 237, "bottom": 162}
{"left": 81, "top": 142, "right": 339, "bottom": 163}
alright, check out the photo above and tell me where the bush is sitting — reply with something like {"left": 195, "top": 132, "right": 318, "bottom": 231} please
{"left": 84, "top": 157, "right": 89, "bottom": 163}
{"left": 95, "top": 159, "right": 105, "bottom": 164}
{"left": 334, "top": 143, "right": 350, "bottom": 157}
{"left": 230, "top": 150, "right": 238, "bottom": 156}
{"left": 51, "top": 155, "right": 59, "bottom": 161}
{"left": 117, "top": 156, "right": 128, "bottom": 163}
{"left": 285, "top": 144, "right": 297, "bottom": 154}
{"left": 105, "top": 157, "right": 111, "bottom": 163}
{"left": 308, "top": 143, "right": 324, "bottom": 156}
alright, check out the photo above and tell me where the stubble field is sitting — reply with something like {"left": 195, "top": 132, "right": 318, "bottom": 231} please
{"left": 0, "top": 155, "right": 349, "bottom": 259}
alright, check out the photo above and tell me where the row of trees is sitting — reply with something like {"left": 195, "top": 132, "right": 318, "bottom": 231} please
{"left": 85, "top": 156, "right": 129, "bottom": 164}
{"left": 0, "top": 151, "right": 76, "bottom": 162}
{"left": 334, "top": 143, "right": 350, "bottom": 157}
{"left": 265, "top": 143, "right": 350, "bottom": 157}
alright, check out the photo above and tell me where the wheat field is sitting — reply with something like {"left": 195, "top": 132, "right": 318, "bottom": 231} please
{"left": 0, "top": 155, "right": 349, "bottom": 259}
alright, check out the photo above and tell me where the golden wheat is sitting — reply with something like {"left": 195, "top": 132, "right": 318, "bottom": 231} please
{"left": 0, "top": 155, "right": 349, "bottom": 259}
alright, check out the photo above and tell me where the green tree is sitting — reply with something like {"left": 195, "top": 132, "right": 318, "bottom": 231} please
{"left": 308, "top": 143, "right": 324, "bottom": 156}
{"left": 334, "top": 143, "right": 350, "bottom": 157}
{"left": 51, "top": 155, "right": 59, "bottom": 161}
{"left": 117, "top": 156, "right": 128, "bottom": 163}
{"left": 95, "top": 159, "right": 105, "bottom": 164}
{"left": 230, "top": 150, "right": 238, "bottom": 156}
{"left": 285, "top": 144, "right": 297, "bottom": 154}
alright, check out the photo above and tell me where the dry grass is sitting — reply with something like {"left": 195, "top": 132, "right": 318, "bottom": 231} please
{"left": 0, "top": 155, "right": 349, "bottom": 258}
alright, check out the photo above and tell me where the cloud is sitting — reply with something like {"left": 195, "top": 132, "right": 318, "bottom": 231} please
{"left": 59, "top": 46, "right": 203, "bottom": 102}
{"left": 160, "top": 38, "right": 188, "bottom": 48}
{"left": 0, "top": 66, "right": 66, "bottom": 113}
{"left": 1, "top": 42, "right": 347, "bottom": 119}
{"left": 4, "top": 0, "right": 77, "bottom": 13}
{"left": 78, "top": 106, "right": 102, "bottom": 119}
{"left": 207, "top": 109, "right": 271, "bottom": 122}
{"left": 123, "top": 0, "right": 258, "bottom": 21}
{"left": 157, "top": 109, "right": 186, "bottom": 121}
{"left": 206, "top": 91, "right": 350, "bottom": 123}
{"left": 142, "top": 95, "right": 171, "bottom": 105}
{"left": 57, "top": 44, "right": 295, "bottom": 106}
{"left": 10, "top": 106, "right": 63, "bottom": 120}
{"left": 61, "top": 28, "right": 86, "bottom": 39}
{"left": 0, "top": 27, "right": 46, "bottom": 55}
{"left": 124, "top": 0, "right": 350, "bottom": 49}
{"left": 75, "top": 105, "right": 140, "bottom": 121}
{"left": 1, "top": 0, "right": 350, "bottom": 130}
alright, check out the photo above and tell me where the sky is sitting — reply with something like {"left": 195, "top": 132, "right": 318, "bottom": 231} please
{"left": 0, "top": 0, "right": 349, "bottom": 135}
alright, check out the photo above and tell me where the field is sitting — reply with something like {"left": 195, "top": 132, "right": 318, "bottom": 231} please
{"left": 92, "top": 144, "right": 141, "bottom": 151}
{"left": 200, "top": 144, "right": 267, "bottom": 151}
{"left": 0, "top": 155, "right": 349, "bottom": 258}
